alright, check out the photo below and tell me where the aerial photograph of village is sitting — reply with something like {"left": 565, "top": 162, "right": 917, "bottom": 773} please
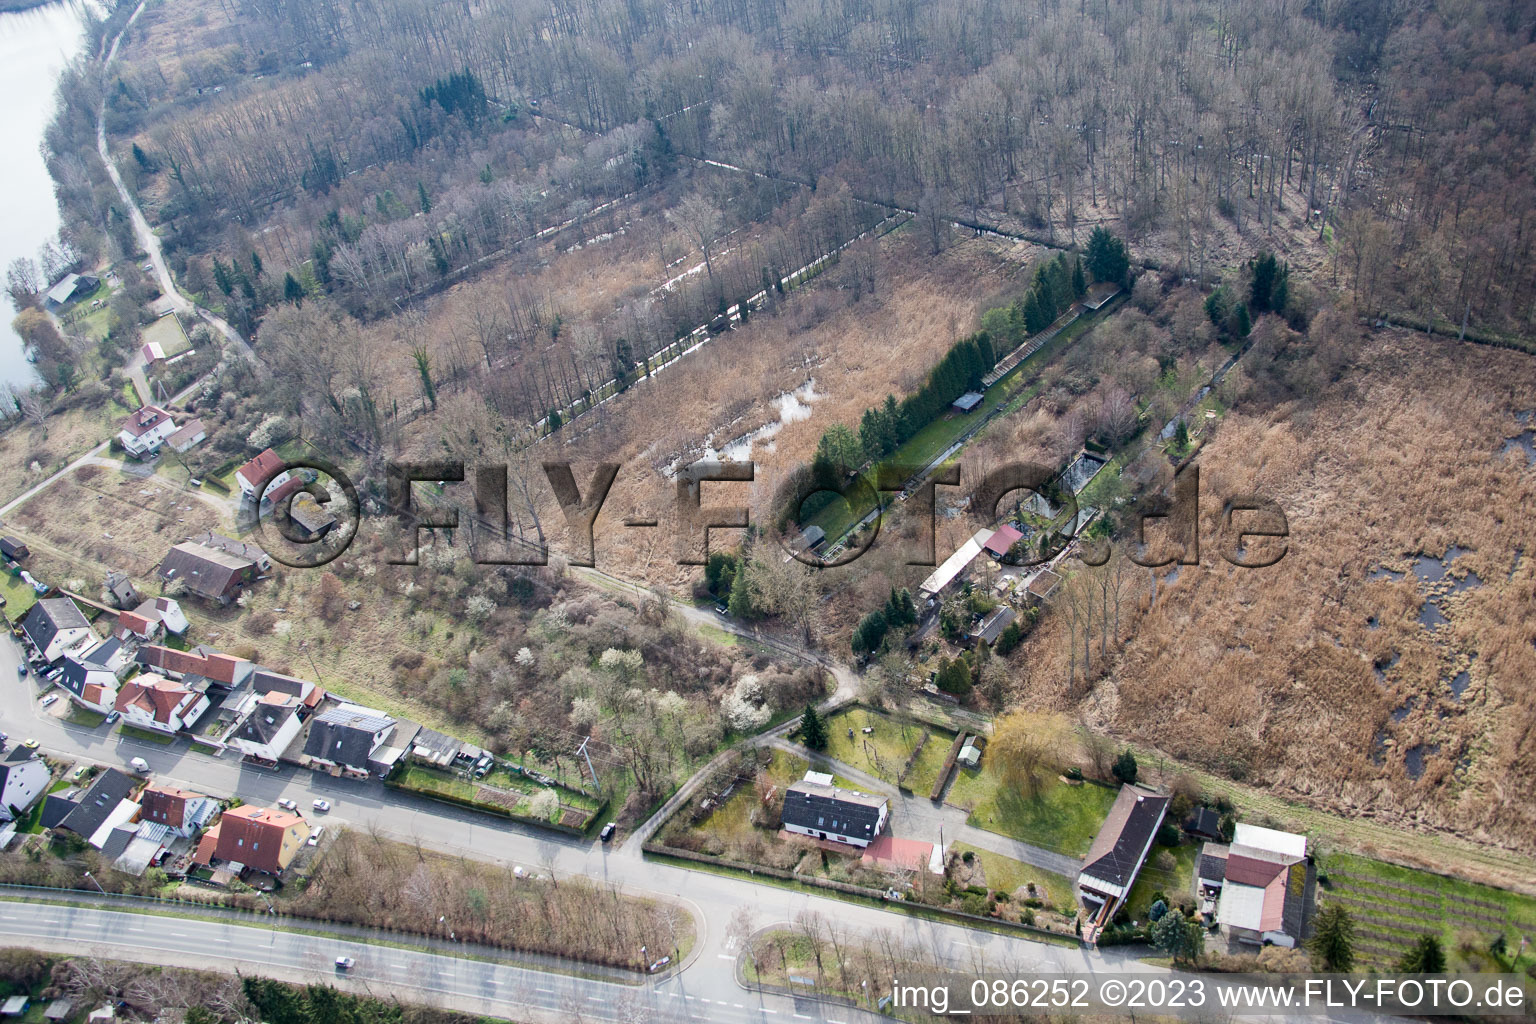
{"left": 0, "top": 0, "right": 1533, "bottom": 1021}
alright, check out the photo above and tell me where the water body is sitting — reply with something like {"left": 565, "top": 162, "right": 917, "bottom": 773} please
{"left": 1502, "top": 430, "right": 1536, "bottom": 466}
{"left": 1404, "top": 742, "right": 1439, "bottom": 781}
{"left": 0, "top": 0, "right": 92, "bottom": 388}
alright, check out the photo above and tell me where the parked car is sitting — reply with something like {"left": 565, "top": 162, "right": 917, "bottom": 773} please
{"left": 277, "top": 798, "right": 298, "bottom": 811}
{"left": 40, "top": 694, "right": 58, "bottom": 708}
{"left": 308, "top": 826, "right": 325, "bottom": 846}
{"left": 71, "top": 765, "right": 89, "bottom": 781}
{"left": 129, "top": 757, "right": 149, "bottom": 772}
{"left": 105, "top": 711, "right": 120, "bottom": 725}
{"left": 15, "top": 663, "right": 25, "bottom": 678}
{"left": 312, "top": 798, "right": 330, "bottom": 812}
{"left": 334, "top": 956, "right": 354, "bottom": 969}
{"left": 188, "top": 478, "right": 203, "bottom": 488}
{"left": 599, "top": 822, "right": 617, "bottom": 843}
{"left": 23, "top": 739, "right": 39, "bottom": 750}
{"left": 513, "top": 865, "right": 526, "bottom": 879}
{"left": 647, "top": 956, "right": 671, "bottom": 973}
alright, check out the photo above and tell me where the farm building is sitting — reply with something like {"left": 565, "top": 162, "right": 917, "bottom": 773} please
{"left": 44, "top": 273, "right": 98, "bottom": 310}
{"left": 952, "top": 391, "right": 984, "bottom": 413}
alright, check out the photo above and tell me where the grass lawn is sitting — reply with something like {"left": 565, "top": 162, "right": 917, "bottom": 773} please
{"left": 1320, "top": 852, "right": 1536, "bottom": 976}
{"left": 396, "top": 764, "right": 475, "bottom": 802}
{"left": 1123, "top": 841, "right": 1198, "bottom": 922}
{"left": 820, "top": 706, "right": 939, "bottom": 786}
{"left": 1, "top": 572, "right": 40, "bottom": 620}
{"left": 141, "top": 311, "right": 191, "bottom": 356}
{"left": 117, "top": 724, "right": 176, "bottom": 745}
{"left": 60, "top": 703, "right": 106, "bottom": 728}
{"left": 950, "top": 842, "right": 1075, "bottom": 907}
{"left": 947, "top": 766, "right": 1119, "bottom": 858}
{"left": 695, "top": 748, "right": 810, "bottom": 844}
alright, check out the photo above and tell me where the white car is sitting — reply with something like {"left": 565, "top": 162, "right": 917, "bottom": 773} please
{"left": 335, "top": 956, "right": 354, "bottom": 969}
{"left": 513, "top": 865, "right": 526, "bottom": 879}
{"left": 40, "top": 694, "right": 58, "bottom": 708}
{"left": 308, "top": 826, "right": 325, "bottom": 846}
{"left": 312, "top": 799, "right": 330, "bottom": 812}
{"left": 276, "top": 798, "right": 298, "bottom": 812}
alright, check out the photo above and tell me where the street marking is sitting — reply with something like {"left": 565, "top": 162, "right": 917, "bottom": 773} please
{"left": 734, "top": 1003, "right": 744, "bottom": 1009}
{"left": 535, "top": 988, "right": 554, "bottom": 994}
{"left": 717, "top": 953, "right": 737, "bottom": 960}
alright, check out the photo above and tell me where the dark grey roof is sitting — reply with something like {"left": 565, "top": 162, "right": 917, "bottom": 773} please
{"left": 39, "top": 795, "right": 77, "bottom": 830}
{"left": 303, "top": 707, "right": 393, "bottom": 768}
{"left": 780, "top": 781, "right": 886, "bottom": 841}
{"left": 1282, "top": 859, "right": 1315, "bottom": 939}
{"left": 250, "top": 669, "right": 312, "bottom": 699}
{"left": 1080, "top": 789, "right": 1171, "bottom": 890}
{"left": 1184, "top": 807, "right": 1222, "bottom": 839}
{"left": 1198, "top": 851, "right": 1228, "bottom": 884}
{"left": 56, "top": 769, "right": 137, "bottom": 839}
{"left": 412, "top": 728, "right": 460, "bottom": 760}
{"left": 100, "top": 825, "right": 135, "bottom": 863}
{"left": 953, "top": 391, "right": 984, "bottom": 411}
{"left": 234, "top": 699, "right": 299, "bottom": 745}
{"left": 976, "top": 606, "right": 1016, "bottom": 643}
{"left": 20, "top": 598, "right": 90, "bottom": 659}
{"left": 81, "top": 637, "right": 123, "bottom": 667}
{"left": 158, "top": 542, "right": 254, "bottom": 600}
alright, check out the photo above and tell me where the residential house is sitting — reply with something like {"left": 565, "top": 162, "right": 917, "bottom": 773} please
{"left": 228, "top": 692, "right": 305, "bottom": 764}
{"left": 188, "top": 532, "right": 271, "bottom": 572}
{"left": 201, "top": 804, "right": 309, "bottom": 875}
{"left": 57, "top": 656, "right": 120, "bottom": 715}
{"left": 19, "top": 597, "right": 94, "bottom": 664}
{"left": 138, "top": 784, "right": 218, "bottom": 838}
{"left": 116, "top": 597, "right": 189, "bottom": 642}
{"left": 44, "top": 272, "right": 98, "bottom": 310}
{"left": 249, "top": 668, "right": 323, "bottom": 710}
{"left": 1207, "top": 824, "right": 1312, "bottom": 948}
{"left": 968, "top": 605, "right": 1015, "bottom": 646}
{"left": 779, "top": 771, "right": 888, "bottom": 849}
{"left": 0, "top": 759, "right": 50, "bottom": 822}
{"left": 55, "top": 769, "right": 140, "bottom": 849}
{"left": 235, "top": 449, "right": 296, "bottom": 504}
{"left": 1076, "top": 785, "right": 1171, "bottom": 944}
{"left": 117, "top": 405, "right": 177, "bottom": 458}
{"left": 136, "top": 644, "right": 253, "bottom": 688}
{"left": 302, "top": 703, "right": 396, "bottom": 774}
{"left": 157, "top": 542, "right": 256, "bottom": 605}
{"left": 168, "top": 418, "right": 207, "bottom": 453}
{"left": 114, "top": 610, "right": 163, "bottom": 644}
{"left": 1183, "top": 807, "right": 1224, "bottom": 843}
{"left": 113, "top": 673, "right": 210, "bottom": 735}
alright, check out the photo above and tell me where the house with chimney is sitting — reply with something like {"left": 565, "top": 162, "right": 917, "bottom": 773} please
{"left": 228, "top": 693, "right": 306, "bottom": 764}
{"left": 234, "top": 448, "right": 301, "bottom": 510}
{"left": 779, "top": 771, "right": 889, "bottom": 849}
{"left": 19, "top": 597, "right": 94, "bottom": 664}
{"left": 135, "top": 644, "right": 254, "bottom": 689}
{"left": 137, "top": 784, "right": 219, "bottom": 840}
{"left": 57, "top": 653, "right": 120, "bottom": 715}
{"left": 115, "top": 597, "right": 189, "bottom": 644}
{"left": 113, "top": 673, "right": 211, "bottom": 735}
{"left": 302, "top": 702, "right": 396, "bottom": 775}
{"left": 53, "top": 769, "right": 140, "bottom": 850}
{"left": 195, "top": 804, "right": 309, "bottom": 876}
{"left": 117, "top": 405, "right": 178, "bottom": 459}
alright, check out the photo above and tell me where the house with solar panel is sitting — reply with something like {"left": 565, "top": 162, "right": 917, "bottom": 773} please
{"left": 779, "top": 771, "right": 889, "bottom": 849}
{"left": 302, "top": 702, "right": 398, "bottom": 776}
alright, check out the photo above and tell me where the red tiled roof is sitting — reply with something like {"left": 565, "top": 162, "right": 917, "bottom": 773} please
{"left": 265, "top": 476, "right": 304, "bottom": 505}
{"left": 117, "top": 611, "right": 156, "bottom": 637}
{"left": 114, "top": 674, "right": 192, "bottom": 725}
{"left": 237, "top": 449, "right": 285, "bottom": 489}
{"left": 138, "top": 645, "right": 248, "bottom": 684}
{"left": 984, "top": 524, "right": 1023, "bottom": 555}
{"left": 1224, "top": 853, "right": 1288, "bottom": 888}
{"left": 140, "top": 783, "right": 205, "bottom": 829}
{"left": 193, "top": 823, "right": 221, "bottom": 866}
{"left": 216, "top": 805, "right": 304, "bottom": 874}
{"left": 860, "top": 834, "right": 935, "bottom": 873}
{"left": 120, "top": 405, "right": 172, "bottom": 438}
{"left": 82, "top": 682, "right": 109, "bottom": 706}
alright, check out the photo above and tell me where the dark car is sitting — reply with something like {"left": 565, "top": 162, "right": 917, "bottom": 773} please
{"left": 599, "top": 822, "right": 617, "bottom": 843}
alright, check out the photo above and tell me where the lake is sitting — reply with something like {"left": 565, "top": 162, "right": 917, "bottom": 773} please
{"left": 0, "top": 0, "right": 92, "bottom": 389}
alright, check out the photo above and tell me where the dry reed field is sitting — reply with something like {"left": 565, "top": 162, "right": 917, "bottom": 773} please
{"left": 506, "top": 231, "right": 1043, "bottom": 585}
{"left": 1092, "top": 328, "right": 1536, "bottom": 855}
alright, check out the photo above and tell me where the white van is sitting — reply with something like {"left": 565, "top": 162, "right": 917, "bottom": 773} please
{"left": 129, "top": 757, "right": 150, "bottom": 773}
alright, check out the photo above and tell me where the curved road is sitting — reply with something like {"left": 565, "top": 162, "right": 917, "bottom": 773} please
{"left": 95, "top": 0, "right": 257, "bottom": 366}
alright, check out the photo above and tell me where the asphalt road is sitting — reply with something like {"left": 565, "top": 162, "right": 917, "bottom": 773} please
{"left": 0, "top": 631, "right": 1157, "bottom": 1023}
